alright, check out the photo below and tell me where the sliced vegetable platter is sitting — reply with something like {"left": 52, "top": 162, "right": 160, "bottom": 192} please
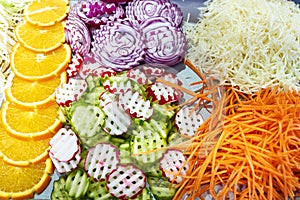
{"left": 34, "top": 0, "right": 203, "bottom": 199}
{"left": 0, "top": 0, "right": 299, "bottom": 199}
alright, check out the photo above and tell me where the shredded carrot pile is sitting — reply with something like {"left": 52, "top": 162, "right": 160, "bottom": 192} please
{"left": 169, "top": 60, "right": 300, "bottom": 200}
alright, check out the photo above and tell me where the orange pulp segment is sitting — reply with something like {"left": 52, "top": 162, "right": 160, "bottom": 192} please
{"left": 0, "top": 158, "right": 53, "bottom": 200}
{"left": 0, "top": 118, "right": 51, "bottom": 166}
{"left": 5, "top": 72, "right": 67, "bottom": 108}
{"left": 11, "top": 43, "right": 71, "bottom": 81}
{"left": 15, "top": 21, "right": 65, "bottom": 53}
{"left": 1, "top": 101, "right": 62, "bottom": 140}
{"left": 25, "top": 0, "right": 70, "bottom": 26}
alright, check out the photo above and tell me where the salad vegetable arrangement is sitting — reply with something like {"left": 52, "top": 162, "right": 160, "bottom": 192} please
{"left": 50, "top": 0, "right": 193, "bottom": 199}
{"left": 0, "top": 0, "right": 300, "bottom": 199}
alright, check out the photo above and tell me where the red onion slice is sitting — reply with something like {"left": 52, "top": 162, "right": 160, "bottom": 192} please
{"left": 140, "top": 17, "right": 186, "bottom": 66}
{"left": 65, "top": 13, "right": 91, "bottom": 56}
{"left": 71, "top": 0, "right": 125, "bottom": 27}
{"left": 91, "top": 19, "right": 145, "bottom": 71}
{"left": 125, "top": 0, "right": 182, "bottom": 27}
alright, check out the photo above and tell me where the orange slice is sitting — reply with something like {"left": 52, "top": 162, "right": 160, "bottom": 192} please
{"left": 1, "top": 101, "right": 62, "bottom": 140}
{"left": 11, "top": 43, "right": 71, "bottom": 81}
{"left": 25, "top": 0, "right": 70, "bottom": 26}
{"left": 5, "top": 72, "right": 67, "bottom": 108}
{"left": 15, "top": 20, "right": 65, "bottom": 52}
{"left": 0, "top": 158, "right": 53, "bottom": 200}
{"left": 0, "top": 118, "right": 51, "bottom": 166}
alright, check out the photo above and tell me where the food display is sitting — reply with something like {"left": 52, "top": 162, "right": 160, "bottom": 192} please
{"left": 0, "top": 0, "right": 299, "bottom": 200}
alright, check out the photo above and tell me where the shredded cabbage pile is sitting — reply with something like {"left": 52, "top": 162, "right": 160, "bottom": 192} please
{"left": 185, "top": 0, "right": 300, "bottom": 94}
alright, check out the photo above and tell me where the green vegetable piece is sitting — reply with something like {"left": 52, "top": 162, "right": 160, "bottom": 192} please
{"left": 87, "top": 179, "right": 114, "bottom": 200}
{"left": 70, "top": 102, "right": 105, "bottom": 138}
{"left": 80, "top": 129, "right": 111, "bottom": 149}
{"left": 130, "top": 129, "right": 167, "bottom": 168}
{"left": 148, "top": 176, "right": 177, "bottom": 200}
{"left": 82, "top": 86, "right": 106, "bottom": 106}
{"left": 65, "top": 169, "right": 90, "bottom": 199}
{"left": 51, "top": 177, "right": 74, "bottom": 200}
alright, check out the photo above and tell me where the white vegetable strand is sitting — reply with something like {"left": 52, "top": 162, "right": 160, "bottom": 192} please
{"left": 185, "top": 0, "right": 300, "bottom": 94}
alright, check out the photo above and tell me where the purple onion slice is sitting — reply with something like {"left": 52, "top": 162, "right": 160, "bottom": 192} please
{"left": 101, "top": 0, "right": 132, "bottom": 4}
{"left": 125, "top": 0, "right": 182, "bottom": 27}
{"left": 91, "top": 19, "right": 145, "bottom": 71}
{"left": 71, "top": 0, "right": 125, "bottom": 27}
{"left": 65, "top": 13, "right": 91, "bottom": 56}
{"left": 140, "top": 17, "right": 186, "bottom": 66}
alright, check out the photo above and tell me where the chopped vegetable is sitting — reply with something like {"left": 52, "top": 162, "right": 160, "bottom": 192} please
{"left": 49, "top": 128, "right": 80, "bottom": 162}
{"left": 185, "top": 0, "right": 300, "bottom": 94}
{"left": 84, "top": 142, "right": 120, "bottom": 181}
{"left": 173, "top": 81, "right": 300, "bottom": 199}
{"left": 140, "top": 16, "right": 186, "bottom": 66}
{"left": 91, "top": 19, "right": 145, "bottom": 71}
{"left": 106, "top": 164, "right": 146, "bottom": 199}
{"left": 55, "top": 78, "right": 88, "bottom": 107}
{"left": 65, "top": 13, "right": 91, "bottom": 56}
{"left": 118, "top": 89, "right": 153, "bottom": 120}
{"left": 71, "top": 0, "right": 125, "bottom": 27}
{"left": 66, "top": 53, "right": 83, "bottom": 78}
{"left": 126, "top": 0, "right": 183, "bottom": 27}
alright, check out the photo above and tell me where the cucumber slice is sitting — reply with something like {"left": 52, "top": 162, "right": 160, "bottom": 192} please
{"left": 148, "top": 176, "right": 176, "bottom": 200}
{"left": 82, "top": 86, "right": 106, "bottom": 106}
{"left": 51, "top": 177, "right": 74, "bottom": 200}
{"left": 70, "top": 102, "right": 105, "bottom": 138}
{"left": 130, "top": 129, "right": 167, "bottom": 168}
{"left": 87, "top": 179, "right": 114, "bottom": 200}
{"left": 65, "top": 169, "right": 90, "bottom": 198}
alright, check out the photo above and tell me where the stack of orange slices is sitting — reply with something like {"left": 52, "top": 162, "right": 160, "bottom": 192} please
{"left": 0, "top": 0, "right": 71, "bottom": 199}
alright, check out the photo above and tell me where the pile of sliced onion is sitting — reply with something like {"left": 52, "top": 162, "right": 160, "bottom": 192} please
{"left": 65, "top": 0, "right": 186, "bottom": 71}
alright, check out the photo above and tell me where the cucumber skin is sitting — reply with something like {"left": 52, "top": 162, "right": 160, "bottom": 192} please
{"left": 65, "top": 169, "right": 90, "bottom": 199}
{"left": 147, "top": 176, "right": 177, "bottom": 200}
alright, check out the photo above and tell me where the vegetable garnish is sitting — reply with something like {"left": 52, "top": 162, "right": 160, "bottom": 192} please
{"left": 169, "top": 64, "right": 300, "bottom": 199}
{"left": 185, "top": 0, "right": 300, "bottom": 94}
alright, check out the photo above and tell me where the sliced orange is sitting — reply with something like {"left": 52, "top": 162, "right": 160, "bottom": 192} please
{"left": 0, "top": 158, "right": 53, "bottom": 200}
{"left": 0, "top": 118, "right": 51, "bottom": 166}
{"left": 25, "top": 0, "right": 70, "bottom": 26}
{"left": 5, "top": 72, "right": 67, "bottom": 108}
{"left": 15, "top": 20, "right": 65, "bottom": 52}
{"left": 11, "top": 43, "right": 71, "bottom": 80}
{"left": 1, "top": 101, "right": 62, "bottom": 140}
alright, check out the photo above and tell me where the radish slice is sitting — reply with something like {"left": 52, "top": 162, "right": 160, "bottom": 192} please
{"left": 49, "top": 128, "right": 80, "bottom": 162}
{"left": 99, "top": 91, "right": 116, "bottom": 108}
{"left": 84, "top": 143, "right": 120, "bottom": 181}
{"left": 119, "top": 89, "right": 153, "bottom": 120}
{"left": 50, "top": 149, "right": 81, "bottom": 174}
{"left": 159, "top": 149, "right": 189, "bottom": 183}
{"left": 103, "top": 101, "right": 132, "bottom": 135}
{"left": 146, "top": 82, "right": 179, "bottom": 104}
{"left": 55, "top": 78, "right": 88, "bottom": 107}
{"left": 175, "top": 106, "right": 204, "bottom": 137}
{"left": 102, "top": 78, "right": 132, "bottom": 94}
{"left": 106, "top": 164, "right": 146, "bottom": 199}
{"left": 66, "top": 53, "right": 83, "bottom": 78}
{"left": 126, "top": 64, "right": 166, "bottom": 85}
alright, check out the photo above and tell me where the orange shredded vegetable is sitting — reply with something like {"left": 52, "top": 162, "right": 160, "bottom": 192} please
{"left": 170, "top": 61, "right": 300, "bottom": 200}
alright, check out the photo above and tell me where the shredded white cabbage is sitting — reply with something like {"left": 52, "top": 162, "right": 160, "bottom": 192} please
{"left": 185, "top": 0, "right": 300, "bottom": 94}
